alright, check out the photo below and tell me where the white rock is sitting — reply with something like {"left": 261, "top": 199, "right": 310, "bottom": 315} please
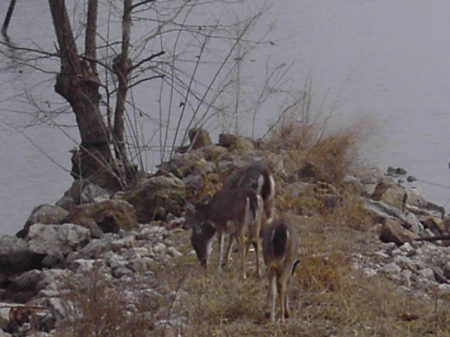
{"left": 167, "top": 247, "right": 182, "bottom": 258}
{"left": 418, "top": 268, "right": 435, "bottom": 281}
{"left": 153, "top": 243, "right": 167, "bottom": 255}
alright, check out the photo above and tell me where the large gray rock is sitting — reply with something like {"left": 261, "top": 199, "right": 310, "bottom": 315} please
{"left": 2, "top": 270, "right": 46, "bottom": 303}
{"left": 371, "top": 178, "right": 407, "bottom": 211}
{"left": 379, "top": 220, "right": 419, "bottom": 245}
{"left": 218, "top": 133, "right": 255, "bottom": 152}
{"left": 0, "top": 236, "right": 37, "bottom": 275}
{"left": 159, "top": 152, "right": 214, "bottom": 179}
{"left": 124, "top": 174, "right": 186, "bottom": 223}
{"left": 407, "top": 187, "right": 445, "bottom": 218}
{"left": 65, "top": 199, "right": 138, "bottom": 234}
{"left": 27, "top": 224, "right": 90, "bottom": 258}
{"left": 177, "top": 128, "right": 213, "bottom": 153}
{"left": 56, "top": 181, "right": 111, "bottom": 210}
{"left": 0, "top": 303, "right": 14, "bottom": 331}
{"left": 17, "top": 204, "right": 69, "bottom": 238}
{"left": 196, "top": 145, "right": 228, "bottom": 162}
{"left": 2, "top": 269, "right": 71, "bottom": 303}
{"left": 364, "top": 199, "right": 423, "bottom": 233}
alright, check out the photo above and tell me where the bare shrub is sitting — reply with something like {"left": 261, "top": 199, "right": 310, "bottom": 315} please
{"left": 54, "top": 267, "right": 157, "bottom": 337}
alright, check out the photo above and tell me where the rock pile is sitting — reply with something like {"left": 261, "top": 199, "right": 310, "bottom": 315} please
{"left": 0, "top": 223, "right": 186, "bottom": 336}
{"left": 0, "top": 130, "right": 449, "bottom": 336}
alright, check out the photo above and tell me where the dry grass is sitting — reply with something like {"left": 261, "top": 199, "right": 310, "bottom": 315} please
{"left": 157, "top": 229, "right": 450, "bottom": 337}
{"left": 52, "top": 210, "right": 450, "bottom": 337}
{"left": 53, "top": 265, "right": 158, "bottom": 337}
{"left": 51, "top": 115, "right": 450, "bottom": 337}
{"left": 268, "top": 114, "right": 369, "bottom": 185}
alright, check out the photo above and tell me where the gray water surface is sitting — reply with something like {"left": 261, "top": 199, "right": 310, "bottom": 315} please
{"left": 1, "top": 0, "right": 450, "bottom": 234}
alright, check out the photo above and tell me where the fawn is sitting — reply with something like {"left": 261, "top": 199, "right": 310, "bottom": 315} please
{"left": 222, "top": 163, "right": 275, "bottom": 225}
{"left": 188, "top": 187, "right": 263, "bottom": 279}
{"left": 263, "top": 218, "right": 300, "bottom": 322}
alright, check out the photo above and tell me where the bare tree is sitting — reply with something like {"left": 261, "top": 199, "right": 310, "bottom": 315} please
{"left": 2, "top": 0, "right": 295, "bottom": 189}
{"left": 48, "top": 0, "right": 115, "bottom": 186}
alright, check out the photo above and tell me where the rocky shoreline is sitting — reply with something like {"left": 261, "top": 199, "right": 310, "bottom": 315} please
{"left": 0, "top": 131, "right": 449, "bottom": 336}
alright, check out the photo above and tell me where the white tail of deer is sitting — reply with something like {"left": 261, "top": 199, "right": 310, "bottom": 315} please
{"left": 222, "top": 163, "right": 275, "bottom": 225}
{"left": 188, "top": 187, "right": 263, "bottom": 279}
{"left": 263, "top": 218, "right": 299, "bottom": 322}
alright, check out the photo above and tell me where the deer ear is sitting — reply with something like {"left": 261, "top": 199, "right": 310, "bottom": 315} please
{"left": 193, "top": 225, "right": 201, "bottom": 234}
{"left": 201, "top": 222, "right": 216, "bottom": 235}
{"left": 192, "top": 222, "right": 215, "bottom": 236}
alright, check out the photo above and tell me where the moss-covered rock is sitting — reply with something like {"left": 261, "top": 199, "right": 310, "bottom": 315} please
{"left": 65, "top": 199, "right": 138, "bottom": 234}
{"left": 124, "top": 174, "right": 186, "bottom": 223}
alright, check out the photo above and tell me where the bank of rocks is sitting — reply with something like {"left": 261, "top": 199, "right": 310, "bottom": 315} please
{"left": 1, "top": 130, "right": 449, "bottom": 336}
{"left": 0, "top": 223, "right": 187, "bottom": 336}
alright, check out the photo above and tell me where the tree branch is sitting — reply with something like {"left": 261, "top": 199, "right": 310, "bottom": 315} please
{"left": 2, "top": 0, "right": 16, "bottom": 37}
{"left": 85, "top": 0, "right": 98, "bottom": 73}
{"left": 131, "top": 0, "right": 157, "bottom": 10}
{"left": 130, "top": 50, "right": 165, "bottom": 71}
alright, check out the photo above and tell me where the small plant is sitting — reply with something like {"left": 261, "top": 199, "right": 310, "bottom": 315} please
{"left": 54, "top": 266, "right": 157, "bottom": 337}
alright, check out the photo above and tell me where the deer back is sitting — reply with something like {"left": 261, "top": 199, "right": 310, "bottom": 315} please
{"left": 207, "top": 188, "right": 259, "bottom": 230}
{"left": 263, "top": 219, "right": 299, "bottom": 271}
{"left": 223, "top": 163, "right": 275, "bottom": 221}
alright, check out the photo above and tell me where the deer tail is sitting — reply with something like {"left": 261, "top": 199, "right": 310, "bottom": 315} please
{"left": 273, "top": 222, "right": 289, "bottom": 258}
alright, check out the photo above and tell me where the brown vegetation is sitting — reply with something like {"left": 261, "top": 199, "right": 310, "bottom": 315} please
{"left": 53, "top": 119, "right": 450, "bottom": 337}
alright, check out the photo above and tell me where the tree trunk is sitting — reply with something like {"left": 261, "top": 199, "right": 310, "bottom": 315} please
{"left": 113, "top": 0, "right": 132, "bottom": 164}
{"left": 48, "top": 0, "right": 114, "bottom": 183}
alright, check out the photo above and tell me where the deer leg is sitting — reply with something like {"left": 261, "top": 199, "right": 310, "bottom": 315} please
{"left": 223, "top": 234, "right": 234, "bottom": 268}
{"left": 269, "top": 273, "right": 277, "bottom": 322}
{"left": 217, "top": 231, "right": 225, "bottom": 272}
{"left": 278, "top": 273, "right": 291, "bottom": 322}
{"left": 236, "top": 227, "right": 247, "bottom": 279}
{"left": 284, "top": 291, "right": 290, "bottom": 320}
{"left": 253, "top": 239, "right": 262, "bottom": 278}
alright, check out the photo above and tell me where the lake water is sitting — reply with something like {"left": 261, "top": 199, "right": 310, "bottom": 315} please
{"left": 1, "top": 0, "right": 450, "bottom": 234}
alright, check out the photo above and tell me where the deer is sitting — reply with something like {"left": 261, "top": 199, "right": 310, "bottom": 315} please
{"left": 222, "top": 163, "right": 276, "bottom": 226}
{"left": 187, "top": 187, "right": 264, "bottom": 279}
{"left": 262, "top": 218, "right": 300, "bottom": 323}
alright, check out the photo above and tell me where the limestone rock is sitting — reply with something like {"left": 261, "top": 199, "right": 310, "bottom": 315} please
{"left": 371, "top": 178, "right": 407, "bottom": 211}
{"left": 419, "top": 216, "right": 446, "bottom": 235}
{"left": 0, "top": 236, "right": 37, "bottom": 275}
{"left": 124, "top": 174, "right": 186, "bottom": 223}
{"left": 159, "top": 152, "right": 214, "bottom": 179}
{"left": 27, "top": 224, "right": 90, "bottom": 258}
{"left": 187, "top": 128, "right": 212, "bottom": 150}
{"left": 379, "top": 220, "right": 419, "bottom": 245}
{"left": 176, "top": 128, "right": 212, "bottom": 153}
{"left": 0, "top": 303, "right": 12, "bottom": 331}
{"left": 218, "top": 133, "right": 255, "bottom": 152}
{"left": 196, "top": 145, "right": 228, "bottom": 162}
{"left": 65, "top": 199, "right": 138, "bottom": 234}
{"left": 56, "top": 181, "right": 112, "bottom": 210}
{"left": 17, "top": 204, "right": 69, "bottom": 238}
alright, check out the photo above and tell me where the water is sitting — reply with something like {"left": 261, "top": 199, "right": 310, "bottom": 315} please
{"left": 1, "top": 0, "right": 450, "bottom": 234}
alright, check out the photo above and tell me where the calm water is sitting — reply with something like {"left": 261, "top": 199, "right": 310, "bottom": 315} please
{"left": 1, "top": 0, "right": 450, "bottom": 234}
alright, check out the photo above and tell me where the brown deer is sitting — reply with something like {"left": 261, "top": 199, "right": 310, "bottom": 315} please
{"left": 263, "top": 218, "right": 299, "bottom": 322}
{"left": 222, "top": 163, "right": 275, "bottom": 225}
{"left": 188, "top": 187, "right": 263, "bottom": 279}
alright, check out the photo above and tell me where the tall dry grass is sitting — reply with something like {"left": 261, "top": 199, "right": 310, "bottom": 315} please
{"left": 168, "top": 241, "right": 450, "bottom": 337}
{"left": 51, "top": 106, "right": 450, "bottom": 337}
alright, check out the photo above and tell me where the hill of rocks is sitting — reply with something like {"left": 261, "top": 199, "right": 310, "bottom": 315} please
{"left": 0, "top": 130, "right": 449, "bottom": 336}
